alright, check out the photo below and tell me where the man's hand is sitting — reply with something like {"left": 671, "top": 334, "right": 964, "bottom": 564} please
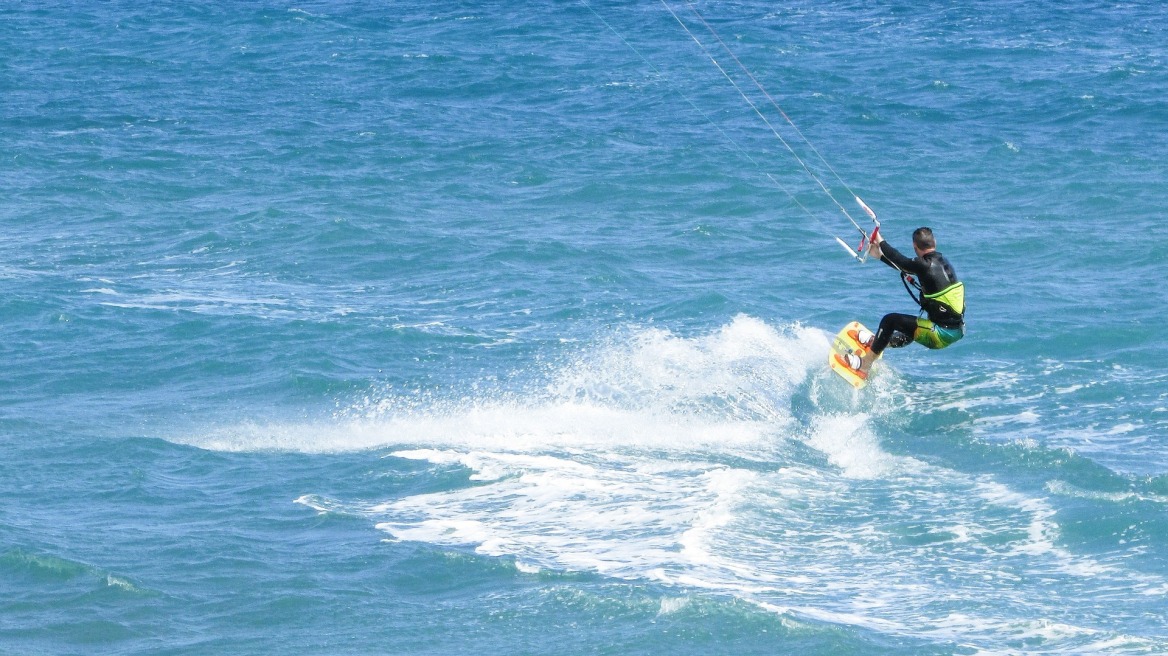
{"left": 868, "top": 240, "right": 883, "bottom": 258}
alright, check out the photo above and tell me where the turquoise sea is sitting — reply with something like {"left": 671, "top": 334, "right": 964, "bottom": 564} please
{"left": 3, "top": 2, "right": 1167, "bottom": 654}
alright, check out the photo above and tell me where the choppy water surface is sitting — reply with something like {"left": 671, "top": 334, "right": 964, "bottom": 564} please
{"left": 3, "top": 2, "right": 1167, "bottom": 654}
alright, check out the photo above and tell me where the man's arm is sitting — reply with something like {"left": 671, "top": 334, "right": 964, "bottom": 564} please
{"left": 871, "top": 236, "right": 926, "bottom": 275}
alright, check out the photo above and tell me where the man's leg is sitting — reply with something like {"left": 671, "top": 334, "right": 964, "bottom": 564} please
{"left": 839, "top": 312, "right": 918, "bottom": 374}
{"left": 871, "top": 313, "right": 920, "bottom": 356}
{"left": 843, "top": 313, "right": 917, "bottom": 373}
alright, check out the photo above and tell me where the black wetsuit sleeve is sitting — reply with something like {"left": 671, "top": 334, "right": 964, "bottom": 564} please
{"left": 879, "top": 241, "right": 927, "bottom": 276}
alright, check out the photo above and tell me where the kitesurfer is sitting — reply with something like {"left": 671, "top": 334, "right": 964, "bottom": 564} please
{"left": 837, "top": 227, "right": 965, "bottom": 377}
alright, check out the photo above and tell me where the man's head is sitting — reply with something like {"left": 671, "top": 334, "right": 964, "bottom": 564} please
{"left": 912, "top": 227, "right": 936, "bottom": 254}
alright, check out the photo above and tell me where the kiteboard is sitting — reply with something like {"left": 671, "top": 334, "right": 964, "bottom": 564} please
{"left": 828, "top": 321, "right": 879, "bottom": 389}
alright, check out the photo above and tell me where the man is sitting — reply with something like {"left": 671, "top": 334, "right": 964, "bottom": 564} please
{"left": 836, "top": 227, "right": 965, "bottom": 378}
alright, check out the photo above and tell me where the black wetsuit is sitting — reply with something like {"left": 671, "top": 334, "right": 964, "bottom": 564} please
{"left": 871, "top": 241, "right": 963, "bottom": 355}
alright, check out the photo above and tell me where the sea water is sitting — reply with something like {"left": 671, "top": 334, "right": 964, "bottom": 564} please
{"left": 2, "top": 1, "right": 1167, "bottom": 654}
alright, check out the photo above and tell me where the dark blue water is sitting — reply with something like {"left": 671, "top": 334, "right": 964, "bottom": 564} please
{"left": 3, "top": 2, "right": 1167, "bottom": 653}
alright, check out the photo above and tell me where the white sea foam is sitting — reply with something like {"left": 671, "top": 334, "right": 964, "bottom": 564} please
{"left": 105, "top": 575, "right": 141, "bottom": 593}
{"left": 805, "top": 411, "right": 897, "bottom": 479}
{"left": 198, "top": 317, "right": 1165, "bottom": 653}
{"left": 656, "top": 596, "right": 691, "bottom": 616}
{"left": 194, "top": 316, "right": 833, "bottom": 455}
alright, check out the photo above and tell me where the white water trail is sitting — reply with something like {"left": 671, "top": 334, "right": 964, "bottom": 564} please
{"left": 187, "top": 315, "right": 1163, "bottom": 653}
